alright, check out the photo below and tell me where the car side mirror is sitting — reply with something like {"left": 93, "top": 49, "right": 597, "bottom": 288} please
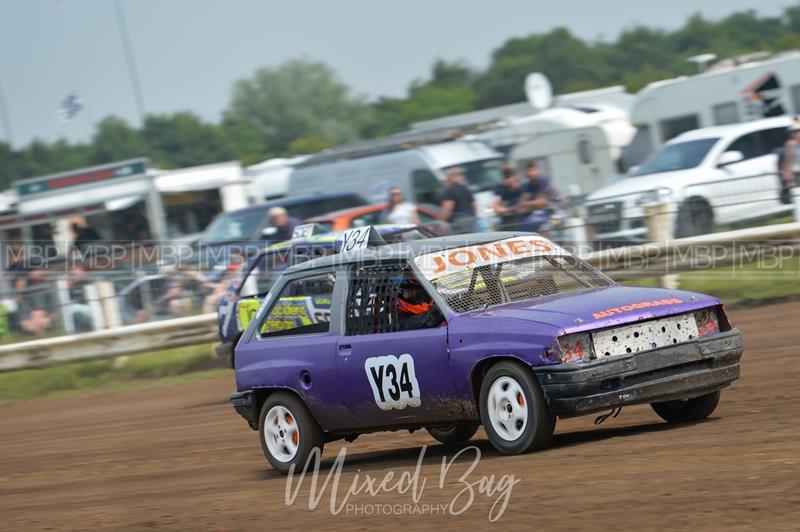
{"left": 718, "top": 150, "right": 744, "bottom": 167}
{"left": 261, "top": 226, "right": 277, "bottom": 238}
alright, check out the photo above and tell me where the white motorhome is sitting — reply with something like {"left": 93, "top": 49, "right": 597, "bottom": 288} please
{"left": 626, "top": 50, "right": 800, "bottom": 167}
{"left": 410, "top": 84, "right": 636, "bottom": 199}
{"left": 287, "top": 139, "right": 504, "bottom": 226}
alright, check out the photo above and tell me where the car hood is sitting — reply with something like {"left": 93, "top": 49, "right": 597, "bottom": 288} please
{"left": 586, "top": 170, "right": 696, "bottom": 202}
{"left": 464, "top": 285, "right": 719, "bottom": 333}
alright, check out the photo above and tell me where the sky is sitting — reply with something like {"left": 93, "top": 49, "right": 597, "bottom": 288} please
{"left": 0, "top": 0, "right": 796, "bottom": 148}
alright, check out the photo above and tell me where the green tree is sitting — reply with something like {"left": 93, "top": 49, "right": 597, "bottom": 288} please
{"left": 90, "top": 116, "right": 148, "bottom": 164}
{"left": 475, "top": 28, "right": 611, "bottom": 108}
{"left": 363, "top": 60, "right": 478, "bottom": 137}
{"left": 142, "top": 112, "right": 233, "bottom": 168}
{"left": 224, "top": 59, "right": 369, "bottom": 154}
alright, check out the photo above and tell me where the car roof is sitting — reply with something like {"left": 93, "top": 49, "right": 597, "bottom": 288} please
{"left": 258, "top": 224, "right": 430, "bottom": 255}
{"left": 225, "top": 193, "right": 365, "bottom": 216}
{"left": 305, "top": 202, "right": 441, "bottom": 223}
{"left": 283, "top": 231, "right": 535, "bottom": 273}
{"left": 305, "top": 203, "right": 386, "bottom": 222}
{"left": 671, "top": 116, "right": 793, "bottom": 143}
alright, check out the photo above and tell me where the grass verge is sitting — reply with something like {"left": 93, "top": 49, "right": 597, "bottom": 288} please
{"left": 623, "top": 257, "right": 800, "bottom": 306}
{"left": 0, "top": 344, "right": 229, "bottom": 406}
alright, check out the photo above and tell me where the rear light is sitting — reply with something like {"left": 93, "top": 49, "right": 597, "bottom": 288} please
{"left": 694, "top": 308, "right": 719, "bottom": 337}
{"left": 557, "top": 332, "right": 594, "bottom": 363}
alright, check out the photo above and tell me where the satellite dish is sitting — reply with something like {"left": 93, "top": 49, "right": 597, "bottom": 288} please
{"left": 525, "top": 73, "right": 553, "bottom": 111}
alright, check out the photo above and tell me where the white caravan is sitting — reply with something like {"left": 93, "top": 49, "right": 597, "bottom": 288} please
{"left": 625, "top": 50, "right": 800, "bottom": 167}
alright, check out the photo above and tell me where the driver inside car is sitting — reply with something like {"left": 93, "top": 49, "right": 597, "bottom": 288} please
{"left": 395, "top": 273, "right": 443, "bottom": 331}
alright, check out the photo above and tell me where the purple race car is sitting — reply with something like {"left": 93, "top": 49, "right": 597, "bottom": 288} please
{"left": 230, "top": 231, "right": 742, "bottom": 473}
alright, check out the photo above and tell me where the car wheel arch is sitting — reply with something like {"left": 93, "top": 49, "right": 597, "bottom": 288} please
{"left": 250, "top": 386, "right": 326, "bottom": 431}
{"left": 469, "top": 355, "right": 537, "bottom": 407}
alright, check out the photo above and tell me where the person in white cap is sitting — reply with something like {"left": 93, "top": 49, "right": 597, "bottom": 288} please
{"left": 268, "top": 206, "right": 299, "bottom": 242}
{"left": 781, "top": 117, "right": 800, "bottom": 188}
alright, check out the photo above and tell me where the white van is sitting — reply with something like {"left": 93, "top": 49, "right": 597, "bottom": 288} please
{"left": 286, "top": 140, "right": 504, "bottom": 227}
{"left": 584, "top": 116, "right": 794, "bottom": 243}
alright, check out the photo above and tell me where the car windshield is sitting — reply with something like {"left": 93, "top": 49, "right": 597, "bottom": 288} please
{"left": 414, "top": 236, "right": 613, "bottom": 313}
{"left": 443, "top": 159, "right": 503, "bottom": 192}
{"left": 203, "top": 209, "right": 265, "bottom": 242}
{"left": 631, "top": 138, "right": 718, "bottom": 177}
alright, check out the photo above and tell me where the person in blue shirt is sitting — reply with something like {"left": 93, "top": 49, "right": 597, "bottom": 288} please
{"left": 516, "top": 161, "right": 567, "bottom": 232}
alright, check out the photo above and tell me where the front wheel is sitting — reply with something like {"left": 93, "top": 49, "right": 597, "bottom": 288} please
{"left": 427, "top": 422, "right": 480, "bottom": 445}
{"left": 479, "top": 361, "right": 555, "bottom": 455}
{"left": 259, "top": 392, "right": 324, "bottom": 474}
{"left": 651, "top": 390, "right": 720, "bottom": 423}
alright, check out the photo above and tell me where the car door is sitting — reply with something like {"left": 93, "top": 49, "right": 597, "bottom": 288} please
{"left": 332, "top": 263, "right": 458, "bottom": 431}
{"left": 713, "top": 130, "right": 776, "bottom": 223}
{"left": 234, "top": 269, "right": 339, "bottom": 423}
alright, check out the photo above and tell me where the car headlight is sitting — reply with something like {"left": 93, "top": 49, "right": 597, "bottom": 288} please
{"left": 635, "top": 188, "right": 672, "bottom": 206}
{"left": 694, "top": 308, "right": 720, "bottom": 337}
{"left": 556, "top": 332, "right": 594, "bottom": 363}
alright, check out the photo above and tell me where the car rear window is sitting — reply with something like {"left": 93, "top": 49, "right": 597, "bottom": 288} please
{"left": 414, "top": 236, "right": 613, "bottom": 313}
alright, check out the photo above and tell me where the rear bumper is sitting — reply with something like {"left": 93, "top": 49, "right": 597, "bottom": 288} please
{"left": 231, "top": 391, "right": 259, "bottom": 430}
{"left": 533, "top": 329, "right": 742, "bottom": 418}
{"left": 214, "top": 342, "right": 233, "bottom": 368}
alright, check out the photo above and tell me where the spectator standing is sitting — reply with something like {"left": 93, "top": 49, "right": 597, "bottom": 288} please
{"left": 71, "top": 221, "right": 102, "bottom": 255}
{"left": 781, "top": 118, "right": 800, "bottom": 189}
{"left": 439, "top": 167, "right": 477, "bottom": 234}
{"left": 516, "top": 161, "right": 567, "bottom": 232}
{"left": 384, "top": 187, "right": 421, "bottom": 225}
{"left": 493, "top": 164, "right": 523, "bottom": 230}
{"left": 268, "top": 207, "right": 300, "bottom": 242}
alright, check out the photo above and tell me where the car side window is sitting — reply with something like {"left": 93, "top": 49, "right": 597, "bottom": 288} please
{"left": 412, "top": 169, "right": 439, "bottom": 204}
{"left": 345, "top": 265, "right": 441, "bottom": 335}
{"left": 725, "top": 131, "right": 766, "bottom": 161}
{"left": 257, "top": 271, "right": 335, "bottom": 338}
{"left": 760, "top": 127, "right": 789, "bottom": 154}
{"left": 240, "top": 251, "right": 289, "bottom": 298}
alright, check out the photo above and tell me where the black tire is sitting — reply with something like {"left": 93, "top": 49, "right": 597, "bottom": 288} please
{"left": 479, "top": 361, "right": 555, "bottom": 455}
{"left": 651, "top": 390, "right": 721, "bottom": 423}
{"left": 675, "top": 199, "right": 714, "bottom": 237}
{"left": 258, "top": 391, "right": 324, "bottom": 475}
{"left": 427, "top": 422, "right": 480, "bottom": 445}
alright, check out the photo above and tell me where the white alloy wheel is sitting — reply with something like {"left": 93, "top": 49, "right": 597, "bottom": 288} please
{"left": 486, "top": 376, "right": 528, "bottom": 441}
{"left": 263, "top": 405, "right": 300, "bottom": 462}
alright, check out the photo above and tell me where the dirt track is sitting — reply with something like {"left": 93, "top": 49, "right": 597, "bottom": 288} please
{"left": 1, "top": 302, "right": 798, "bottom": 531}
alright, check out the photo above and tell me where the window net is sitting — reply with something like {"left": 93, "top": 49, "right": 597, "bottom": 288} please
{"left": 426, "top": 255, "right": 613, "bottom": 314}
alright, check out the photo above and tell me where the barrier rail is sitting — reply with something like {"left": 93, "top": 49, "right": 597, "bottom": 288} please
{"left": 2, "top": 219, "right": 800, "bottom": 372}
{"left": 0, "top": 313, "right": 217, "bottom": 372}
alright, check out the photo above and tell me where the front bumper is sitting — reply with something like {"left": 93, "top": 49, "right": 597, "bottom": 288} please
{"left": 533, "top": 329, "right": 742, "bottom": 418}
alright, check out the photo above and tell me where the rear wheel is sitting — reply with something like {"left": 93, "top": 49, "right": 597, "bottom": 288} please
{"left": 651, "top": 390, "right": 720, "bottom": 423}
{"left": 258, "top": 392, "right": 324, "bottom": 474}
{"left": 479, "top": 361, "right": 555, "bottom": 455}
{"left": 427, "top": 422, "right": 479, "bottom": 445}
